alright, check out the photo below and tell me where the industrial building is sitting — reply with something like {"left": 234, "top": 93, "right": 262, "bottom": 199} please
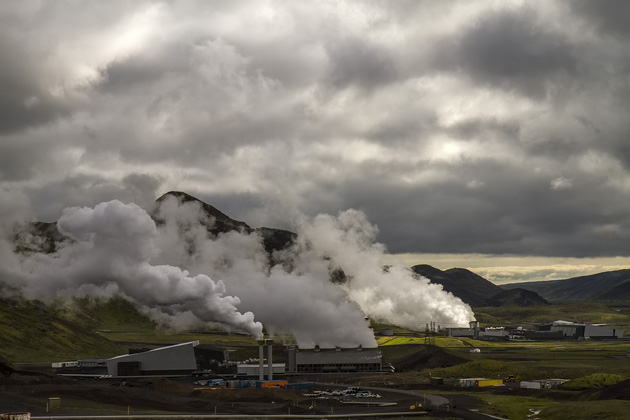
{"left": 194, "top": 343, "right": 230, "bottom": 372}
{"left": 105, "top": 341, "right": 199, "bottom": 376}
{"left": 520, "top": 379, "right": 569, "bottom": 389}
{"left": 447, "top": 321, "right": 512, "bottom": 339}
{"left": 538, "top": 320, "right": 624, "bottom": 339}
{"left": 237, "top": 363, "right": 286, "bottom": 377}
{"left": 287, "top": 346, "right": 382, "bottom": 373}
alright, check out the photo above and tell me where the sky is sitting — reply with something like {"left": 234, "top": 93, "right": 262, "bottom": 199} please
{"left": 1, "top": 1, "right": 629, "bottom": 284}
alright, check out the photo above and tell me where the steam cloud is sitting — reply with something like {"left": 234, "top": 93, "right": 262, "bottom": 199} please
{"left": 9, "top": 199, "right": 263, "bottom": 339}
{"left": 299, "top": 210, "right": 475, "bottom": 329}
{"left": 1, "top": 193, "right": 475, "bottom": 347}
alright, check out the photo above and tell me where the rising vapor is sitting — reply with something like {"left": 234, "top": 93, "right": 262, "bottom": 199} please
{"left": 12, "top": 200, "right": 263, "bottom": 339}
{"left": 1, "top": 193, "right": 474, "bottom": 347}
{"left": 298, "top": 210, "right": 476, "bottom": 329}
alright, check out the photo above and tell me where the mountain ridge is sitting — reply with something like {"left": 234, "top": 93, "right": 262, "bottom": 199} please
{"left": 411, "top": 264, "right": 548, "bottom": 308}
{"left": 503, "top": 269, "right": 630, "bottom": 301}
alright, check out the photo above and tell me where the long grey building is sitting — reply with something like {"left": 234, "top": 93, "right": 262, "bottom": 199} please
{"left": 287, "top": 346, "right": 382, "bottom": 373}
{"left": 540, "top": 320, "right": 624, "bottom": 339}
{"left": 106, "top": 341, "right": 199, "bottom": 376}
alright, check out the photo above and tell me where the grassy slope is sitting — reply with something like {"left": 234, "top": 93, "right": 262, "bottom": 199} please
{"left": 0, "top": 298, "right": 125, "bottom": 363}
{"left": 61, "top": 296, "right": 158, "bottom": 332}
{"left": 540, "top": 400, "right": 630, "bottom": 420}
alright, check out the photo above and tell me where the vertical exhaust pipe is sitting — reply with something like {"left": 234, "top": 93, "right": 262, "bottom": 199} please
{"left": 258, "top": 340, "right": 265, "bottom": 381}
{"left": 266, "top": 338, "right": 274, "bottom": 380}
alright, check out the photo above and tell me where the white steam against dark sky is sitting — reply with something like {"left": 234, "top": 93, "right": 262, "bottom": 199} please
{"left": 0, "top": 193, "right": 474, "bottom": 346}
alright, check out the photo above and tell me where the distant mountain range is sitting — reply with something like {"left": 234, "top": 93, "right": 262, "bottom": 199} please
{"left": 503, "top": 270, "right": 630, "bottom": 301}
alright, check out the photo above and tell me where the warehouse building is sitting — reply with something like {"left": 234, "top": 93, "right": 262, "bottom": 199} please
{"left": 237, "top": 363, "right": 286, "bottom": 377}
{"left": 194, "top": 344, "right": 229, "bottom": 370}
{"left": 287, "top": 346, "right": 382, "bottom": 373}
{"left": 106, "top": 341, "right": 199, "bottom": 377}
{"left": 538, "top": 320, "right": 623, "bottom": 339}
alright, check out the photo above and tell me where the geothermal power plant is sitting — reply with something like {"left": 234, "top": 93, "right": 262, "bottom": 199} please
{"left": 53, "top": 337, "right": 385, "bottom": 379}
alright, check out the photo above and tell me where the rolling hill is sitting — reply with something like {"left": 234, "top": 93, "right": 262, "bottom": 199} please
{"left": 411, "top": 264, "right": 548, "bottom": 307}
{"left": 0, "top": 293, "right": 130, "bottom": 363}
{"left": 412, "top": 264, "right": 501, "bottom": 307}
{"left": 502, "top": 269, "right": 630, "bottom": 301}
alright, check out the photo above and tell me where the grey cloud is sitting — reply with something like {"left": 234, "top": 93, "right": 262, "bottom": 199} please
{"left": 570, "top": 0, "right": 630, "bottom": 36}
{"left": 325, "top": 37, "right": 397, "bottom": 91}
{"left": 433, "top": 7, "right": 577, "bottom": 97}
{"left": 26, "top": 173, "right": 162, "bottom": 222}
{"left": 1, "top": 1, "right": 630, "bottom": 263}
{"left": 0, "top": 32, "right": 70, "bottom": 134}
{"left": 295, "top": 157, "right": 630, "bottom": 258}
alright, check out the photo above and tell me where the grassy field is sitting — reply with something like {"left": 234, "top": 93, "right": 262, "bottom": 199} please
{"left": 465, "top": 393, "right": 555, "bottom": 419}
{"left": 474, "top": 301, "right": 630, "bottom": 330}
{"left": 539, "top": 400, "right": 630, "bottom": 420}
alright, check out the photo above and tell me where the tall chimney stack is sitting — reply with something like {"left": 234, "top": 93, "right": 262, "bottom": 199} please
{"left": 258, "top": 340, "right": 265, "bottom": 381}
{"left": 266, "top": 338, "right": 274, "bottom": 380}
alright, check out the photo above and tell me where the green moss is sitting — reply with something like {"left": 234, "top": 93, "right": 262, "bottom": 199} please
{"left": 540, "top": 400, "right": 630, "bottom": 420}
{"left": 560, "top": 373, "right": 624, "bottom": 390}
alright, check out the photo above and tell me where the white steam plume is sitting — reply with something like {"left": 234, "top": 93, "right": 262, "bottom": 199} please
{"left": 2, "top": 193, "right": 474, "bottom": 348}
{"left": 299, "top": 210, "right": 475, "bottom": 329}
{"left": 151, "top": 196, "right": 473, "bottom": 347}
{"left": 15, "top": 200, "right": 263, "bottom": 339}
{"left": 153, "top": 196, "right": 376, "bottom": 348}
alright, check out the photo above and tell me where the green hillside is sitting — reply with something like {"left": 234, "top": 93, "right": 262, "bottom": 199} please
{"left": 0, "top": 296, "right": 127, "bottom": 363}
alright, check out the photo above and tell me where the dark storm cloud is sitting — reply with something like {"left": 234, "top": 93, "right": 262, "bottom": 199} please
{"left": 1, "top": 1, "right": 630, "bottom": 262}
{"left": 570, "top": 0, "right": 630, "bottom": 36}
{"left": 0, "top": 32, "right": 70, "bottom": 134}
{"left": 317, "top": 158, "right": 630, "bottom": 258}
{"left": 26, "top": 173, "right": 162, "bottom": 221}
{"left": 433, "top": 6, "right": 577, "bottom": 98}
{"left": 325, "top": 36, "right": 397, "bottom": 90}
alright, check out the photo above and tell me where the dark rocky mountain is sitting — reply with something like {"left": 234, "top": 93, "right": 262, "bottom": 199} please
{"left": 412, "top": 264, "right": 503, "bottom": 307}
{"left": 155, "top": 191, "right": 251, "bottom": 235}
{"left": 412, "top": 264, "right": 548, "bottom": 307}
{"left": 595, "top": 281, "right": 630, "bottom": 301}
{"left": 13, "top": 191, "right": 297, "bottom": 260}
{"left": 155, "top": 191, "right": 297, "bottom": 256}
{"left": 485, "top": 288, "right": 549, "bottom": 307}
{"left": 502, "top": 269, "right": 630, "bottom": 301}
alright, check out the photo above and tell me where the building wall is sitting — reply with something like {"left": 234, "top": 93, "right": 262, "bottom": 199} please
{"left": 584, "top": 325, "right": 623, "bottom": 338}
{"left": 288, "top": 347, "right": 382, "bottom": 373}
{"left": 237, "top": 363, "right": 286, "bottom": 376}
{"left": 106, "top": 341, "right": 198, "bottom": 376}
{"left": 447, "top": 328, "right": 474, "bottom": 337}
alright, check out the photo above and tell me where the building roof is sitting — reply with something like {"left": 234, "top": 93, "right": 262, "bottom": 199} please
{"left": 109, "top": 341, "right": 200, "bottom": 360}
{"left": 295, "top": 347, "right": 381, "bottom": 365}
{"left": 106, "top": 341, "right": 199, "bottom": 373}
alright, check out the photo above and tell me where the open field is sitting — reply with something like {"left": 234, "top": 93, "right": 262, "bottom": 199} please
{"left": 3, "top": 294, "right": 630, "bottom": 419}
{"left": 474, "top": 301, "right": 630, "bottom": 331}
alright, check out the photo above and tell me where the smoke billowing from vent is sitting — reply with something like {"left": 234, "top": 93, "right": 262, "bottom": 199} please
{"left": 149, "top": 196, "right": 474, "bottom": 346}
{"left": 1, "top": 193, "right": 474, "bottom": 347}
{"left": 10, "top": 200, "right": 263, "bottom": 339}
{"left": 299, "top": 210, "right": 475, "bottom": 329}
{"left": 152, "top": 195, "right": 377, "bottom": 347}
